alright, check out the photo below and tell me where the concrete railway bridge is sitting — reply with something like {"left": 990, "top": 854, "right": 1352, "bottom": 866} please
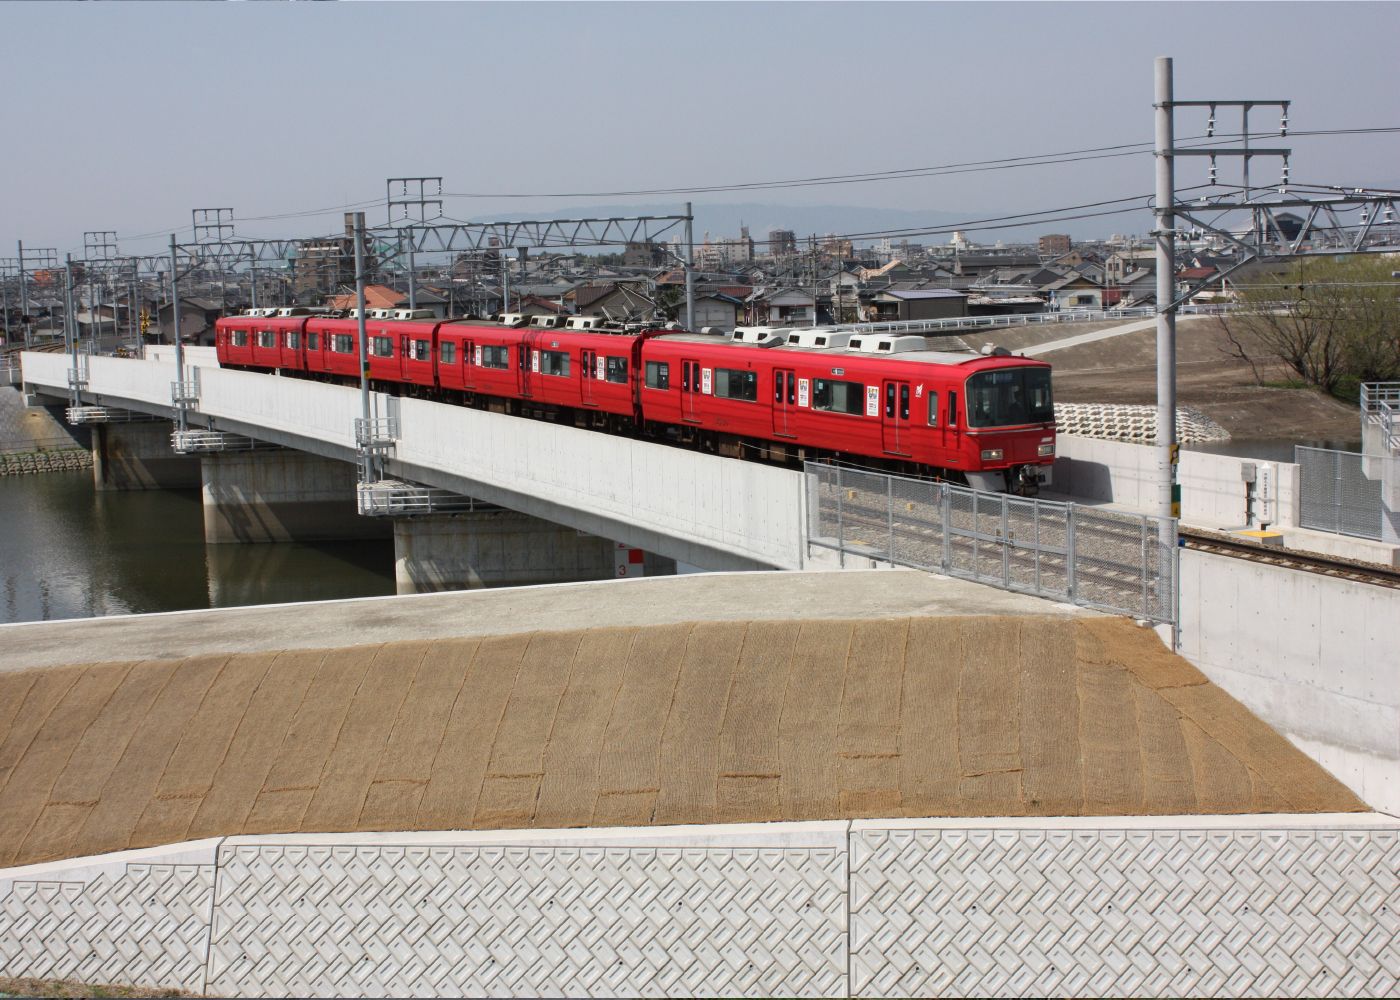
{"left": 3, "top": 347, "right": 1400, "bottom": 998}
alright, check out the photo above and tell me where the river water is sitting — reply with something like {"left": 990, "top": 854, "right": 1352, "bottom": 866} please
{"left": 0, "top": 470, "right": 395, "bottom": 625}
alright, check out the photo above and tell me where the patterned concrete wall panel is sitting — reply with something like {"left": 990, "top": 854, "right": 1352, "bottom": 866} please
{"left": 850, "top": 817, "right": 1400, "bottom": 999}
{"left": 206, "top": 825, "right": 848, "bottom": 999}
{"left": 0, "top": 839, "right": 218, "bottom": 994}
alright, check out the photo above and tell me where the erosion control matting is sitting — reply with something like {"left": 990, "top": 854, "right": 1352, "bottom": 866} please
{"left": 0, "top": 614, "right": 1365, "bottom": 867}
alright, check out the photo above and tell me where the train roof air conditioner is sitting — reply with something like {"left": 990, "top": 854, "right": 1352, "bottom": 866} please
{"left": 529, "top": 315, "right": 564, "bottom": 328}
{"left": 499, "top": 312, "right": 527, "bottom": 327}
{"left": 847, "top": 334, "right": 925, "bottom": 354}
{"left": 565, "top": 316, "right": 602, "bottom": 330}
{"left": 785, "top": 328, "right": 853, "bottom": 350}
{"left": 393, "top": 309, "right": 436, "bottom": 320}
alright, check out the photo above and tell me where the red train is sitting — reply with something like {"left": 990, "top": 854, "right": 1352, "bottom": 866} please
{"left": 214, "top": 312, "right": 1056, "bottom": 493}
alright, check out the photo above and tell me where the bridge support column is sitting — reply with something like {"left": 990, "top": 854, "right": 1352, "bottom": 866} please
{"left": 202, "top": 450, "right": 390, "bottom": 544}
{"left": 393, "top": 510, "right": 634, "bottom": 593}
{"left": 92, "top": 422, "right": 200, "bottom": 491}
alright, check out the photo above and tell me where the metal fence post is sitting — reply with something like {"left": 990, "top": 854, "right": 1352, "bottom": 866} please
{"left": 1033, "top": 498, "right": 1042, "bottom": 594}
{"left": 1000, "top": 494, "right": 1011, "bottom": 587}
{"left": 887, "top": 476, "right": 895, "bottom": 566}
{"left": 1066, "top": 504, "right": 1077, "bottom": 600}
{"left": 835, "top": 465, "right": 845, "bottom": 569}
{"left": 941, "top": 483, "right": 951, "bottom": 574}
{"left": 1140, "top": 516, "right": 1151, "bottom": 618}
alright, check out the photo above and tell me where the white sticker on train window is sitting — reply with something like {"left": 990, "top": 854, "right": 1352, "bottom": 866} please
{"left": 531, "top": 350, "right": 540, "bottom": 373}
{"left": 475, "top": 346, "right": 482, "bottom": 366}
{"left": 797, "top": 377, "right": 810, "bottom": 407}
{"left": 596, "top": 355, "right": 605, "bottom": 380}
{"left": 702, "top": 368, "right": 713, "bottom": 394}
{"left": 866, "top": 385, "right": 880, "bottom": 417}
{"left": 915, "top": 383, "right": 924, "bottom": 398}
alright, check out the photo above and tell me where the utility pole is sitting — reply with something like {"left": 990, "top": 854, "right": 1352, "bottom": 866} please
{"left": 684, "top": 202, "right": 695, "bottom": 330}
{"left": 1153, "top": 57, "right": 1178, "bottom": 543}
{"left": 0, "top": 258, "right": 14, "bottom": 345}
{"left": 63, "top": 255, "right": 78, "bottom": 407}
{"left": 169, "top": 235, "right": 186, "bottom": 433}
{"left": 353, "top": 212, "right": 372, "bottom": 484}
{"left": 17, "top": 241, "right": 29, "bottom": 348}
{"left": 387, "top": 177, "right": 442, "bottom": 313}
{"left": 17, "top": 242, "right": 58, "bottom": 348}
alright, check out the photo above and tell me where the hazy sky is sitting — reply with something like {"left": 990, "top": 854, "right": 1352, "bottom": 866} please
{"left": 4, "top": 1, "right": 1398, "bottom": 257}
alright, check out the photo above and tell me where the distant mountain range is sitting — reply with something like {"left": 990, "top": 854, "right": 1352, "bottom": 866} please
{"left": 466, "top": 202, "right": 1153, "bottom": 250}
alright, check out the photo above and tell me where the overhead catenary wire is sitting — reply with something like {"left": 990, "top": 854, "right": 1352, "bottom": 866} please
{"left": 28, "top": 124, "right": 1400, "bottom": 260}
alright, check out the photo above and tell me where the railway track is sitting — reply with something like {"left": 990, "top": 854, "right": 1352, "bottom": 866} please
{"left": 1179, "top": 527, "right": 1400, "bottom": 589}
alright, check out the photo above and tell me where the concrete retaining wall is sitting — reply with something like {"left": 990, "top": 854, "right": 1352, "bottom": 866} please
{"left": 393, "top": 510, "right": 615, "bottom": 591}
{"left": 1054, "top": 434, "right": 1300, "bottom": 529}
{"left": 2, "top": 817, "right": 1396, "bottom": 998}
{"left": 1177, "top": 548, "right": 1400, "bottom": 816}
{"left": 202, "top": 450, "right": 388, "bottom": 543}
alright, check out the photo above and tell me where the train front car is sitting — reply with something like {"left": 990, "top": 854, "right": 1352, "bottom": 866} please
{"left": 957, "top": 358, "right": 1055, "bottom": 495}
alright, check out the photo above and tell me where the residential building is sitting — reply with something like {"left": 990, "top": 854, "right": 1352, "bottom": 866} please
{"left": 1038, "top": 234, "right": 1072, "bottom": 256}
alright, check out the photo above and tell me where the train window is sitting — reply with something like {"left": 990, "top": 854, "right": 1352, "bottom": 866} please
{"left": 812, "top": 379, "right": 865, "bottom": 415}
{"left": 884, "top": 383, "right": 895, "bottom": 418}
{"left": 713, "top": 368, "right": 758, "bottom": 402}
{"left": 257, "top": 330, "right": 276, "bottom": 349}
{"left": 926, "top": 391, "right": 939, "bottom": 426}
{"left": 900, "top": 385, "right": 910, "bottom": 420}
{"left": 605, "top": 356, "right": 628, "bottom": 384}
{"left": 479, "top": 345, "right": 509, "bottom": 369}
{"left": 306, "top": 332, "right": 319, "bottom": 351}
{"left": 285, "top": 332, "right": 299, "bottom": 350}
{"left": 965, "top": 368, "right": 1054, "bottom": 427}
{"left": 332, "top": 334, "right": 354, "bottom": 353}
{"left": 645, "top": 361, "right": 670, "bottom": 390}
{"left": 440, "top": 342, "right": 456, "bottom": 365}
{"left": 370, "top": 337, "right": 393, "bottom": 358}
{"left": 787, "top": 374, "right": 795, "bottom": 406}
{"left": 681, "top": 361, "right": 691, "bottom": 392}
{"left": 410, "top": 339, "right": 431, "bottom": 361}
{"left": 540, "top": 349, "right": 571, "bottom": 377}
{"left": 231, "top": 330, "right": 247, "bottom": 348}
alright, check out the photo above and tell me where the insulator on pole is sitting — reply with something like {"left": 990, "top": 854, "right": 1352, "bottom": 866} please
{"left": 1206, "top": 104, "right": 1215, "bottom": 137}
{"left": 1208, "top": 156, "right": 1217, "bottom": 185}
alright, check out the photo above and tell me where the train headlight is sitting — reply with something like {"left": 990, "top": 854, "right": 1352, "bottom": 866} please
{"left": 1038, "top": 443, "right": 1055, "bottom": 457}
{"left": 980, "top": 448, "right": 1004, "bottom": 462}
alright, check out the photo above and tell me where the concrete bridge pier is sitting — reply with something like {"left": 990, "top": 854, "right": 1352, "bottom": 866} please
{"left": 202, "top": 450, "right": 390, "bottom": 544}
{"left": 92, "top": 421, "right": 200, "bottom": 491}
{"left": 393, "top": 509, "right": 674, "bottom": 593}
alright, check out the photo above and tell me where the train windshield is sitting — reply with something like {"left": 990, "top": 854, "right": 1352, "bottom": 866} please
{"left": 965, "top": 368, "right": 1053, "bottom": 428}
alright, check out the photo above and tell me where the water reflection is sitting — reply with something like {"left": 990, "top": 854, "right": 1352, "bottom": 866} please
{"left": 0, "top": 470, "right": 394, "bottom": 625}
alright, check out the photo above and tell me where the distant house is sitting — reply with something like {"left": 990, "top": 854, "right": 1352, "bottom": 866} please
{"left": 1042, "top": 271, "right": 1104, "bottom": 311}
{"left": 157, "top": 297, "right": 223, "bottom": 345}
{"left": 572, "top": 281, "right": 656, "bottom": 322}
{"left": 748, "top": 287, "right": 815, "bottom": 325}
{"left": 870, "top": 288, "right": 968, "bottom": 322}
{"left": 690, "top": 293, "right": 743, "bottom": 332}
{"left": 326, "top": 283, "right": 448, "bottom": 319}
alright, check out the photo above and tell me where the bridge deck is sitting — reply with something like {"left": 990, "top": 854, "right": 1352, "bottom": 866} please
{"left": 0, "top": 571, "right": 1363, "bottom": 868}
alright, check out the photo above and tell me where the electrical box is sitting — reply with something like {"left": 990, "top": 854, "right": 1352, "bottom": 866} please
{"left": 1240, "top": 462, "right": 1257, "bottom": 484}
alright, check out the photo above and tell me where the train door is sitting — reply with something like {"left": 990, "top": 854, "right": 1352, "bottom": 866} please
{"left": 681, "top": 358, "right": 705, "bottom": 421}
{"left": 581, "top": 348, "right": 597, "bottom": 407}
{"left": 882, "top": 379, "right": 912, "bottom": 456}
{"left": 462, "top": 339, "right": 476, "bottom": 390}
{"left": 772, "top": 368, "right": 797, "bottom": 437}
{"left": 517, "top": 333, "right": 535, "bottom": 398}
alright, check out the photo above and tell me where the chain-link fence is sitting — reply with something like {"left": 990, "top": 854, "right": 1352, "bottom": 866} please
{"left": 1296, "top": 446, "right": 1384, "bottom": 540}
{"left": 804, "top": 462, "right": 1178, "bottom": 624}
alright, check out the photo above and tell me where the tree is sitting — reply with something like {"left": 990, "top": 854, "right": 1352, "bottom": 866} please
{"left": 1217, "top": 256, "right": 1400, "bottom": 398}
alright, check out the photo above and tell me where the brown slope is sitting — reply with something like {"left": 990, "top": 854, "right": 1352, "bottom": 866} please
{"left": 0, "top": 615, "right": 1365, "bottom": 868}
